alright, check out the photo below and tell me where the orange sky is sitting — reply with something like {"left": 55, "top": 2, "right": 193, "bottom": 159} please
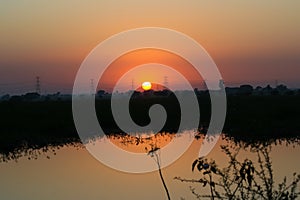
{"left": 99, "top": 49, "right": 203, "bottom": 91}
{"left": 0, "top": 1, "right": 300, "bottom": 94}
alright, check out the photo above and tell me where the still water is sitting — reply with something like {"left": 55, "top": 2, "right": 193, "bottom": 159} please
{"left": 0, "top": 132, "right": 299, "bottom": 200}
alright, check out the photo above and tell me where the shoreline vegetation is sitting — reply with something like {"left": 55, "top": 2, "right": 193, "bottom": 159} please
{"left": 0, "top": 86, "right": 300, "bottom": 157}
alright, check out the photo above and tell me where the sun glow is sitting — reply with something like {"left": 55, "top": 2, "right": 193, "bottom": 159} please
{"left": 142, "top": 81, "right": 152, "bottom": 91}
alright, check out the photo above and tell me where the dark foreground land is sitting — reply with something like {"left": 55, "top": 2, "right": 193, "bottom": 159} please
{"left": 0, "top": 94, "right": 300, "bottom": 155}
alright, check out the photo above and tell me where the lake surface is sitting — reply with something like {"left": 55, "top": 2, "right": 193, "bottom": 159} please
{"left": 0, "top": 132, "right": 299, "bottom": 200}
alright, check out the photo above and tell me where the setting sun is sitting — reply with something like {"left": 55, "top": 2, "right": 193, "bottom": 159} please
{"left": 142, "top": 81, "right": 152, "bottom": 91}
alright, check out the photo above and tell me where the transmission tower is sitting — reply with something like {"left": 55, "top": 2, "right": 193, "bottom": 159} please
{"left": 163, "top": 76, "right": 169, "bottom": 89}
{"left": 131, "top": 79, "right": 135, "bottom": 90}
{"left": 90, "top": 79, "right": 95, "bottom": 95}
{"left": 200, "top": 79, "right": 206, "bottom": 90}
{"left": 35, "top": 76, "right": 41, "bottom": 94}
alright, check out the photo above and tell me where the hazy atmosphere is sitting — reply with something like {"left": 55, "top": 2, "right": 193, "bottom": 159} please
{"left": 1, "top": 0, "right": 300, "bottom": 94}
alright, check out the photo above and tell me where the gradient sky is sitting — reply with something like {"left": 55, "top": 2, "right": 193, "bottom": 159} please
{"left": 0, "top": 0, "right": 299, "bottom": 94}
{"left": 99, "top": 49, "right": 204, "bottom": 91}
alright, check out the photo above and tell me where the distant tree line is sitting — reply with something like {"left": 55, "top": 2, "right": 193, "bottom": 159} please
{"left": 1, "top": 84, "right": 300, "bottom": 102}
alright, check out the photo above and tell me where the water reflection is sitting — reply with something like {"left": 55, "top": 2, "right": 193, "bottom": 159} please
{"left": 0, "top": 131, "right": 299, "bottom": 199}
{"left": 85, "top": 131, "right": 196, "bottom": 173}
{"left": 106, "top": 132, "right": 176, "bottom": 153}
{"left": 0, "top": 141, "right": 83, "bottom": 163}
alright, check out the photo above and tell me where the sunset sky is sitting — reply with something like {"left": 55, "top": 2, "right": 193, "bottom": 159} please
{"left": 0, "top": 0, "right": 299, "bottom": 94}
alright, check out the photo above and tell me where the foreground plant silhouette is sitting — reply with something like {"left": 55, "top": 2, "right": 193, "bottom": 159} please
{"left": 175, "top": 143, "right": 300, "bottom": 200}
{"left": 108, "top": 133, "right": 173, "bottom": 199}
{"left": 148, "top": 145, "right": 171, "bottom": 200}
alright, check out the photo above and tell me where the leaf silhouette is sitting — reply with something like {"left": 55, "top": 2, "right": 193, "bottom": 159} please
{"left": 203, "top": 181, "right": 207, "bottom": 187}
{"left": 203, "top": 171, "right": 210, "bottom": 175}
{"left": 247, "top": 175, "right": 253, "bottom": 187}
{"left": 197, "top": 162, "right": 203, "bottom": 172}
{"left": 211, "top": 166, "right": 217, "bottom": 174}
{"left": 235, "top": 176, "right": 240, "bottom": 181}
{"left": 203, "top": 163, "right": 209, "bottom": 170}
{"left": 192, "top": 159, "right": 198, "bottom": 172}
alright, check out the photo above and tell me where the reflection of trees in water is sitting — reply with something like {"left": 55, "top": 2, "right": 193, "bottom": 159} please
{"left": 108, "top": 132, "right": 177, "bottom": 200}
{"left": 104, "top": 133, "right": 300, "bottom": 200}
{"left": 0, "top": 132, "right": 299, "bottom": 199}
{"left": 0, "top": 132, "right": 178, "bottom": 162}
{"left": 107, "top": 132, "right": 176, "bottom": 153}
{"left": 0, "top": 141, "right": 83, "bottom": 162}
{"left": 175, "top": 141, "right": 300, "bottom": 200}
{"left": 109, "top": 133, "right": 300, "bottom": 199}
{"left": 1, "top": 129, "right": 299, "bottom": 162}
